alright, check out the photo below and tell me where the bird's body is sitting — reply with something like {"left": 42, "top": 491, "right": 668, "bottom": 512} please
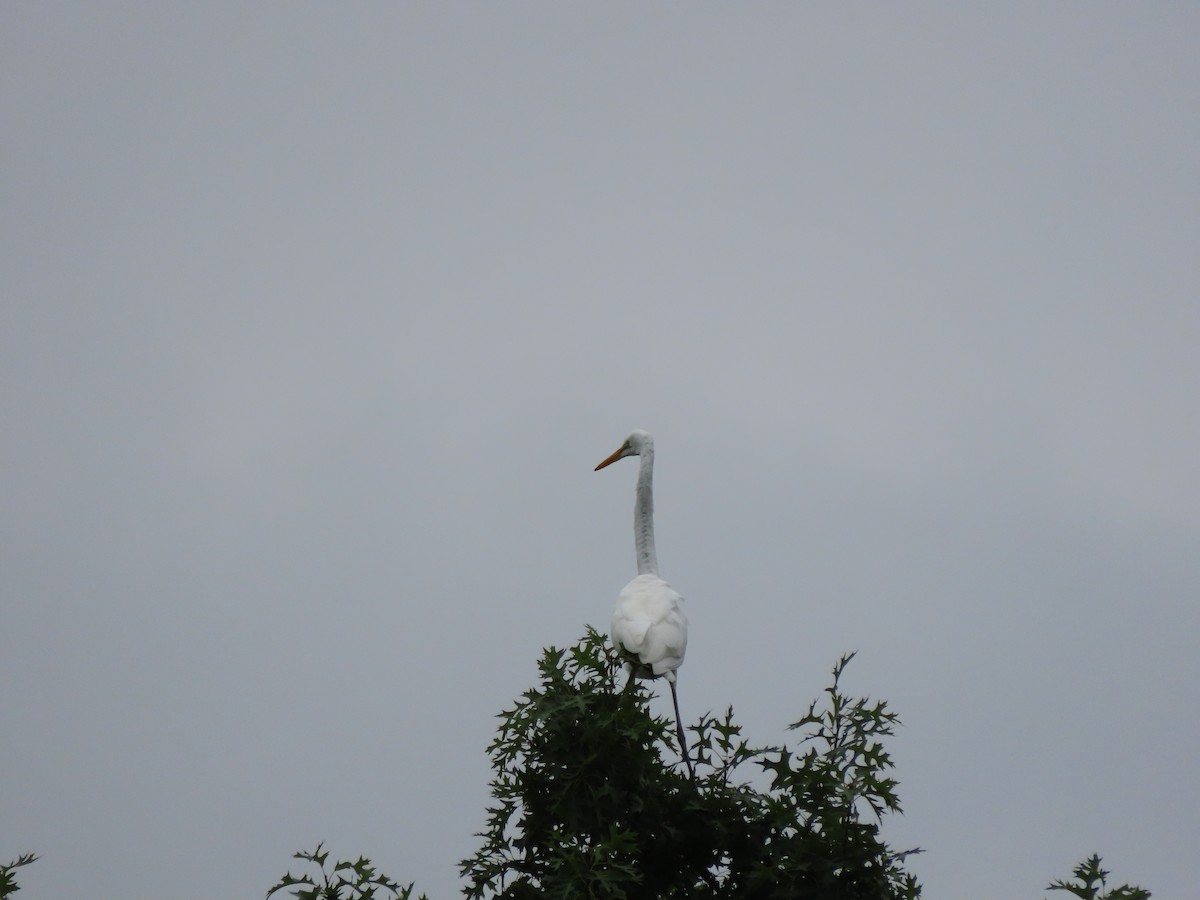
{"left": 595, "top": 430, "right": 693, "bottom": 778}
{"left": 612, "top": 573, "right": 687, "bottom": 681}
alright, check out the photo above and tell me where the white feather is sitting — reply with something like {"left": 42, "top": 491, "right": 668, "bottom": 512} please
{"left": 595, "top": 430, "right": 689, "bottom": 682}
{"left": 596, "top": 429, "right": 694, "bottom": 778}
{"left": 611, "top": 573, "right": 687, "bottom": 681}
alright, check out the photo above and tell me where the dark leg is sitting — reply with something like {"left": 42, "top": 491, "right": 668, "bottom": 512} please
{"left": 670, "top": 680, "right": 695, "bottom": 781}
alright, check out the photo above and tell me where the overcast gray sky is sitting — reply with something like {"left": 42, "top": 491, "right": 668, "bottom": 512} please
{"left": 3, "top": 5, "right": 1197, "bottom": 898}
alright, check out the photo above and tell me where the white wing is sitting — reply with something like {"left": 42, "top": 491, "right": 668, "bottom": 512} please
{"left": 611, "top": 573, "right": 688, "bottom": 680}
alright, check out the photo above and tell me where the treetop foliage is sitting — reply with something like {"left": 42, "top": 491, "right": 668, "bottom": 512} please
{"left": 0, "top": 854, "right": 37, "bottom": 900}
{"left": 1046, "top": 854, "right": 1150, "bottom": 900}
{"left": 460, "top": 627, "right": 920, "bottom": 900}
{"left": 4, "top": 632, "right": 1152, "bottom": 900}
{"left": 266, "top": 843, "right": 426, "bottom": 900}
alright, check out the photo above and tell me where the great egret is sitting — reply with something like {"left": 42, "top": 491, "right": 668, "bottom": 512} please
{"left": 595, "top": 430, "right": 693, "bottom": 779}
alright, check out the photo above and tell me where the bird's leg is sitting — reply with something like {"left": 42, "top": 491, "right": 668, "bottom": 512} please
{"left": 669, "top": 680, "right": 695, "bottom": 782}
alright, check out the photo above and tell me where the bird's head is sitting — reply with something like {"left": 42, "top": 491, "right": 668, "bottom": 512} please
{"left": 595, "top": 430, "right": 653, "bottom": 471}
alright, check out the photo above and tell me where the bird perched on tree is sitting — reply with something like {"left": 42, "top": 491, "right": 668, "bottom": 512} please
{"left": 595, "top": 430, "right": 693, "bottom": 779}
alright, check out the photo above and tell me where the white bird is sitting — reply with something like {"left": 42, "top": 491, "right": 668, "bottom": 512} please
{"left": 595, "top": 430, "right": 693, "bottom": 779}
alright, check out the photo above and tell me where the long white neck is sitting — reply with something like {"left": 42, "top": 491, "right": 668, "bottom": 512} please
{"left": 634, "top": 444, "right": 658, "bottom": 575}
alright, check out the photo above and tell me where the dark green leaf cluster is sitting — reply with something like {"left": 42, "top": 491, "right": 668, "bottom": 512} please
{"left": 0, "top": 853, "right": 38, "bottom": 900}
{"left": 460, "top": 628, "right": 921, "bottom": 899}
{"left": 1046, "top": 854, "right": 1150, "bottom": 900}
{"left": 266, "top": 843, "right": 425, "bottom": 900}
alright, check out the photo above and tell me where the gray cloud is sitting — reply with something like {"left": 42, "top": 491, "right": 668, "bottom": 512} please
{"left": 3, "top": 5, "right": 1196, "bottom": 898}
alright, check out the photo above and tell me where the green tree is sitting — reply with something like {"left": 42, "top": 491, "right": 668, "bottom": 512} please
{"left": 460, "top": 627, "right": 920, "bottom": 899}
{"left": 0, "top": 854, "right": 38, "bottom": 900}
{"left": 2, "top": 631, "right": 1156, "bottom": 900}
{"left": 266, "top": 843, "right": 426, "bottom": 900}
{"left": 1047, "top": 854, "right": 1150, "bottom": 900}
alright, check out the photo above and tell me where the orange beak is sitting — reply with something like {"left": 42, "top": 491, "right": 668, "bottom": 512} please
{"left": 594, "top": 445, "right": 626, "bottom": 471}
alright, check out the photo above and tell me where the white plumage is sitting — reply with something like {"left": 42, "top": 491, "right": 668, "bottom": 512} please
{"left": 595, "top": 429, "right": 693, "bottom": 777}
{"left": 611, "top": 573, "right": 687, "bottom": 681}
